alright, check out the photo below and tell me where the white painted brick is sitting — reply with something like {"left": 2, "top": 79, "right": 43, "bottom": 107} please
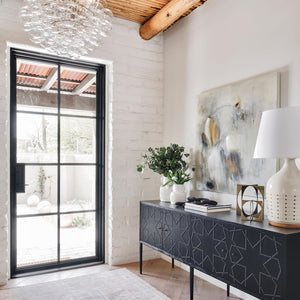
{"left": 114, "top": 64, "right": 162, "bottom": 81}
{"left": 113, "top": 140, "right": 163, "bottom": 151}
{"left": 111, "top": 143, "right": 163, "bottom": 153}
{"left": 112, "top": 129, "right": 162, "bottom": 143}
{"left": 0, "top": 239, "right": 8, "bottom": 253}
{"left": 113, "top": 121, "right": 162, "bottom": 133}
{"left": 0, "top": 216, "right": 8, "bottom": 227}
{"left": 112, "top": 111, "right": 163, "bottom": 124}
{"left": 110, "top": 172, "right": 142, "bottom": 185}
{"left": 0, "top": 227, "right": 8, "bottom": 242}
{"left": 129, "top": 48, "right": 164, "bottom": 63}
{"left": 114, "top": 56, "right": 164, "bottom": 73}
{"left": 114, "top": 74, "right": 163, "bottom": 90}
{"left": 110, "top": 33, "right": 163, "bottom": 54}
{"left": 140, "top": 95, "right": 164, "bottom": 105}
{"left": 115, "top": 85, "right": 163, "bottom": 97}
{"left": 0, "top": 203, "right": 8, "bottom": 216}
{"left": 114, "top": 95, "right": 163, "bottom": 108}
{"left": 114, "top": 103, "right": 159, "bottom": 115}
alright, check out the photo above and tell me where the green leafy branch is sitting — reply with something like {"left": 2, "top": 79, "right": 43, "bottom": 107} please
{"left": 137, "top": 144, "right": 191, "bottom": 180}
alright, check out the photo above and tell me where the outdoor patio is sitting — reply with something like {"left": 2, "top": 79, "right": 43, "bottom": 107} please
{"left": 17, "top": 205, "right": 95, "bottom": 267}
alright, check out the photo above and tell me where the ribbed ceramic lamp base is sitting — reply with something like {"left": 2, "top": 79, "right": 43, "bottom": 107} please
{"left": 267, "top": 158, "right": 300, "bottom": 228}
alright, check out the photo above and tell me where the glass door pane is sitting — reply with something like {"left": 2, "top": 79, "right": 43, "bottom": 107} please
{"left": 60, "top": 166, "right": 95, "bottom": 212}
{"left": 17, "top": 216, "right": 58, "bottom": 267}
{"left": 17, "top": 165, "right": 57, "bottom": 216}
{"left": 59, "top": 66, "right": 96, "bottom": 117}
{"left": 17, "top": 59, "right": 58, "bottom": 113}
{"left": 17, "top": 113, "right": 58, "bottom": 163}
{"left": 60, "top": 117, "right": 96, "bottom": 163}
{"left": 60, "top": 212, "right": 96, "bottom": 260}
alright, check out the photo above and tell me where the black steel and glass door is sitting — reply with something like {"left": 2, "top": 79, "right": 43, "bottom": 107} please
{"left": 10, "top": 49, "right": 105, "bottom": 276}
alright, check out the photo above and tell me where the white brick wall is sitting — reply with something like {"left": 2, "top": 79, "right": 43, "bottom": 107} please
{"left": 0, "top": 37, "right": 10, "bottom": 285}
{"left": 0, "top": 0, "right": 163, "bottom": 283}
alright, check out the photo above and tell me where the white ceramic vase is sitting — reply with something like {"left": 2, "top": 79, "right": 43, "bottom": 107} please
{"left": 160, "top": 176, "right": 172, "bottom": 202}
{"left": 170, "top": 184, "right": 186, "bottom": 205}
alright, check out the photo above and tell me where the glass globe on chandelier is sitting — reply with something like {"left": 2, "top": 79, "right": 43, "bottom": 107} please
{"left": 20, "top": 0, "right": 113, "bottom": 59}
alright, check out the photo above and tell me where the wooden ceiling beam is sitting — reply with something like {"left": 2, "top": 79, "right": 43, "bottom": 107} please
{"left": 139, "top": 0, "right": 203, "bottom": 40}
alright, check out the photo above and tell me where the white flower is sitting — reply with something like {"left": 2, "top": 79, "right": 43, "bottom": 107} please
{"left": 169, "top": 170, "right": 173, "bottom": 174}
{"left": 172, "top": 176, "right": 177, "bottom": 181}
{"left": 181, "top": 175, "right": 185, "bottom": 178}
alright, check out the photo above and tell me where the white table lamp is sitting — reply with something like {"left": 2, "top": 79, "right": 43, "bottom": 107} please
{"left": 254, "top": 107, "right": 300, "bottom": 228}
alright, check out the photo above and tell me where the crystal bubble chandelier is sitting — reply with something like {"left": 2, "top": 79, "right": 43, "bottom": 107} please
{"left": 20, "top": 0, "right": 113, "bottom": 59}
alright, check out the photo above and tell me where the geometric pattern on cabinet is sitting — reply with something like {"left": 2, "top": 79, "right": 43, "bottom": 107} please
{"left": 140, "top": 204, "right": 163, "bottom": 249}
{"left": 163, "top": 211, "right": 191, "bottom": 263}
{"left": 140, "top": 204, "right": 191, "bottom": 263}
{"left": 242, "top": 232, "right": 282, "bottom": 299}
{"left": 140, "top": 201, "right": 300, "bottom": 300}
{"left": 190, "top": 216, "right": 283, "bottom": 299}
{"left": 229, "top": 227, "right": 283, "bottom": 299}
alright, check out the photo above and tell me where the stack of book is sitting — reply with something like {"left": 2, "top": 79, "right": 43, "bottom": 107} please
{"left": 184, "top": 202, "right": 232, "bottom": 213}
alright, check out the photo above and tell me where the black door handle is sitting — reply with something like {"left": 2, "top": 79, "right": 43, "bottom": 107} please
{"left": 16, "top": 163, "right": 26, "bottom": 193}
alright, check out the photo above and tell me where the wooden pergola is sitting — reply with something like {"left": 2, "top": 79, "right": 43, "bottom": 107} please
{"left": 16, "top": 60, "right": 96, "bottom": 112}
{"left": 17, "top": 60, "right": 96, "bottom": 96}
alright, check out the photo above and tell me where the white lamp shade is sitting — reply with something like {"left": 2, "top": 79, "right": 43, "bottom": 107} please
{"left": 253, "top": 107, "right": 300, "bottom": 159}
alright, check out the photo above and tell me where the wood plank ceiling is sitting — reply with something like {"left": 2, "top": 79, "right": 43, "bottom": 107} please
{"left": 106, "top": 0, "right": 200, "bottom": 24}
{"left": 106, "top": 0, "right": 207, "bottom": 39}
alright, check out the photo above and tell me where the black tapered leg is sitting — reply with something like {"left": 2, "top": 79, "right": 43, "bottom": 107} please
{"left": 172, "top": 258, "right": 174, "bottom": 268}
{"left": 190, "top": 266, "right": 194, "bottom": 300}
{"left": 140, "top": 243, "right": 143, "bottom": 274}
{"left": 227, "top": 284, "right": 230, "bottom": 297}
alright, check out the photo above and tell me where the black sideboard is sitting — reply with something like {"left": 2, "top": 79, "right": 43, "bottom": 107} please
{"left": 139, "top": 200, "right": 300, "bottom": 300}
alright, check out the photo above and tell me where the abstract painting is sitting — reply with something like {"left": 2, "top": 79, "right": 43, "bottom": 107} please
{"left": 195, "top": 72, "right": 280, "bottom": 194}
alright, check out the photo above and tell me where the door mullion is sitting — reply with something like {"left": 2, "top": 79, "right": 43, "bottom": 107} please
{"left": 97, "top": 67, "right": 105, "bottom": 260}
{"left": 57, "top": 64, "right": 61, "bottom": 263}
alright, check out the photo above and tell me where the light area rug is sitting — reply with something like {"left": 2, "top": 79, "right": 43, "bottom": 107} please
{"left": 0, "top": 268, "right": 170, "bottom": 300}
